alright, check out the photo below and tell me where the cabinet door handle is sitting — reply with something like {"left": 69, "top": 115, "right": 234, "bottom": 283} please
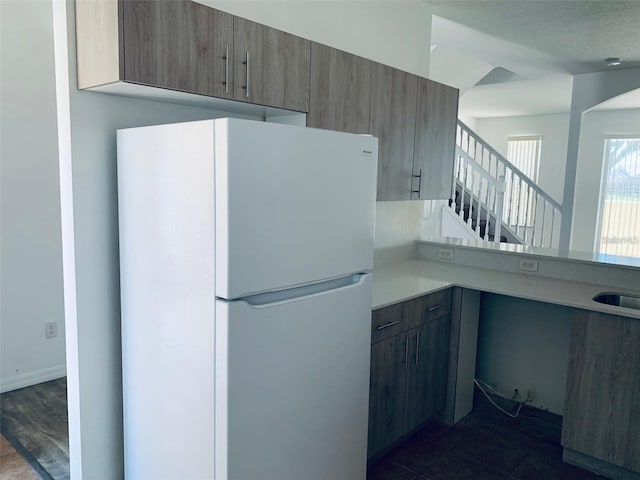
{"left": 242, "top": 51, "right": 250, "bottom": 98}
{"left": 376, "top": 320, "right": 400, "bottom": 331}
{"left": 415, "top": 331, "right": 420, "bottom": 365}
{"left": 404, "top": 337, "right": 409, "bottom": 370}
{"left": 222, "top": 45, "right": 229, "bottom": 94}
{"left": 427, "top": 304, "right": 444, "bottom": 312}
{"left": 411, "top": 169, "right": 423, "bottom": 197}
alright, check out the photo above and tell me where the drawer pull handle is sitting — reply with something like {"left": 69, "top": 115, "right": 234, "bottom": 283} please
{"left": 427, "top": 304, "right": 444, "bottom": 312}
{"left": 376, "top": 320, "right": 400, "bottom": 330}
{"left": 415, "top": 331, "right": 420, "bottom": 365}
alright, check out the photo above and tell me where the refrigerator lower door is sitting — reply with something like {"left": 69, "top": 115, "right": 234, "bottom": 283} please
{"left": 215, "top": 274, "right": 372, "bottom": 480}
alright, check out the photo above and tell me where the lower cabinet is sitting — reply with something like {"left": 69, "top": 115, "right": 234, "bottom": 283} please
{"left": 368, "top": 292, "right": 451, "bottom": 459}
{"left": 562, "top": 309, "right": 640, "bottom": 475}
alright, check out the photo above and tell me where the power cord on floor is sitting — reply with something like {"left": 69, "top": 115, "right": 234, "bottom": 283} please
{"left": 473, "top": 378, "right": 533, "bottom": 419}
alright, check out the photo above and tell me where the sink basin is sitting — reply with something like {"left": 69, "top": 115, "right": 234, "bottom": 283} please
{"left": 593, "top": 292, "right": 640, "bottom": 310}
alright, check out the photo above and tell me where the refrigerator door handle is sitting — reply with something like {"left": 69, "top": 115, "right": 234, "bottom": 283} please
{"left": 233, "top": 273, "right": 370, "bottom": 308}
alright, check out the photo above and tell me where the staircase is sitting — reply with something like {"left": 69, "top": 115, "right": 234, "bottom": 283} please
{"left": 445, "top": 121, "right": 562, "bottom": 248}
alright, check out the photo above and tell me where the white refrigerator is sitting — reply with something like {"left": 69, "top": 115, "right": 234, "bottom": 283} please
{"left": 117, "top": 118, "right": 378, "bottom": 480}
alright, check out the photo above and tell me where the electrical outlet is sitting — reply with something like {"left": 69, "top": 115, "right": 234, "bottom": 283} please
{"left": 438, "top": 248, "right": 454, "bottom": 261}
{"left": 519, "top": 258, "right": 538, "bottom": 272}
{"left": 45, "top": 322, "right": 57, "bottom": 339}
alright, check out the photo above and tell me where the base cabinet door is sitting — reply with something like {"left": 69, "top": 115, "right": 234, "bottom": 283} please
{"left": 562, "top": 310, "right": 640, "bottom": 473}
{"left": 368, "top": 291, "right": 451, "bottom": 459}
{"left": 404, "top": 317, "right": 450, "bottom": 432}
{"left": 368, "top": 335, "right": 408, "bottom": 458}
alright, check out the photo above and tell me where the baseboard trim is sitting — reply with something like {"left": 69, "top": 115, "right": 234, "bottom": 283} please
{"left": 564, "top": 447, "right": 640, "bottom": 480}
{"left": 0, "top": 365, "right": 66, "bottom": 393}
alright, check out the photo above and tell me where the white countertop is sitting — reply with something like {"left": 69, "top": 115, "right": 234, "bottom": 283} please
{"left": 372, "top": 259, "right": 640, "bottom": 320}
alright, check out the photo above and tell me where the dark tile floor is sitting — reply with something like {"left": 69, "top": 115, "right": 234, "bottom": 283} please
{"left": 367, "top": 396, "right": 609, "bottom": 480}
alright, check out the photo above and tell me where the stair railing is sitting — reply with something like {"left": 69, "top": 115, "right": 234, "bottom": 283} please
{"left": 451, "top": 150, "right": 506, "bottom": 241}
{"left": 453, "top": 120, "right": 563, "bottom": 248}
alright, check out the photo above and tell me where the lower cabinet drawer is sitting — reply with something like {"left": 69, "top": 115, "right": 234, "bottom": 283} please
{"left": 371, "top": 302, "right": 407, "bottom": 344}
{"left": 407, "top": 288, "right": 451, "bottom": 330}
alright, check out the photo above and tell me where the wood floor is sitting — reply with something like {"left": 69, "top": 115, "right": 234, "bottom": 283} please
{"left": 0, "top": 378, "right": 68, "bottom": 480}
{"left": 0, "top": 434, "right": 39, "bottom": 480}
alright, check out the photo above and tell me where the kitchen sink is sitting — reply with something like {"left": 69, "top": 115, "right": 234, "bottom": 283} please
{"left": 593, "top": 292, "right": 640, "bottom": 310}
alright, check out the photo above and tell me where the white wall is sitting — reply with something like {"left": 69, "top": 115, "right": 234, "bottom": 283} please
{"left": 51, "top": 2, "right": 434, "bottom": 478}
{"left": 475, "top": 113, "right": 570, "bottom": 204}
{"left": 200, "top": 1, "right": 432, "bottom": 77}
{"left": 572, "top": 108, "right": 640, "bottom": 252}
{"left": 374, "top": 201, "right": 423, "bottom": 266}
{"left": 0, "top": 0, "right": 66, "bottom": 392}
{"left": 476, "top": 294, "right": 572, "bottom": 415}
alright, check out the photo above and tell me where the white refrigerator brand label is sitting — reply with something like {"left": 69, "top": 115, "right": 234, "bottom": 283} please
{"left": 360, "top": 148, "right": 373, "bottom": 157}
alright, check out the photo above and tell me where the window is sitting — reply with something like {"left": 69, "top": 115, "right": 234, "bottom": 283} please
{"left": 505, "top": 135, "right": 542, "bottom": 229}
{"left": 598, "top": 137, "right": 640, "bottom": 258}
{"left": 507, "top": 135, "right": 541, "bottom": 183}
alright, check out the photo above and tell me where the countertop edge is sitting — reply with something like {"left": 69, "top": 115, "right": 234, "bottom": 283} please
{"left": 372, "top": 259, "right": 640, "bottom": 320}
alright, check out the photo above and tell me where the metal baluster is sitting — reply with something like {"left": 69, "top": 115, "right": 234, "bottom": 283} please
{"left": 484, "top": 179, "right": 491, "bottom": 240}
{"left": 515, "top": 178, "right": 522, "bottom": 239}
{"left": 549, "top": 208, "right": 556, "bottom": 248}
{"left": 540, "top": 198, "right": 547, "bottom": 247}
{"left": 495, "top": 176, "right": 505, "bottom": 243}
{"left": 460, "top": 161, "right": 468, "bottom": 222}
{"left": 523, "top": 185, "right": 531, "bottom": 245}
{"left": 507, "top": 168, "right": 515, "bottom": 228}
{"left": 530, "top": 192, "right": 538, "bottom": 247}
{"left": 474, "top": 173, "right": 481, "bottom": 234}
{"left": 451, "top": 153, "right": 458, "bottom": 210}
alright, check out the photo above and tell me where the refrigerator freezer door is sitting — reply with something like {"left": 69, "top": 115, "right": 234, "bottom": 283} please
{"left": 215, "top": 119, "right": 377, "bottom": 299}
{"left": 215, "top": 274, "right": 372, "bottom": 480}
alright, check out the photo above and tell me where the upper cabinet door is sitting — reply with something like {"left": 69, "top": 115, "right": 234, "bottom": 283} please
{"left": 122, "top": 0, "right": 234, "bottom": 98}
{"left": 370, "top": 64, "right": 419, "bottom": 201}
{"left": 413, "top": 78, "right": 459, "bottom": 200}
{"left": 232, "top": 17, "right": 311, "bottom": 112}
{"left": 308, "top": 43, "right": 372, "bottom": 134}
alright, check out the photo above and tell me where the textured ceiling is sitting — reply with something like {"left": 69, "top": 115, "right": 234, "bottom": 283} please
{"left": 428, "top": 0, "right": 640, "bottom": 74}
{"left": 427, "top": 0, "right": 640, "bottom": 118}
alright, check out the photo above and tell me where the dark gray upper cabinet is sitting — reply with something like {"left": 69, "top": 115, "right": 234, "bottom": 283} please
{"left": 413, "top": 78, "right": 459, "bottom": 200}
{"left": 369, "top": 66, "right": 458, "bottom": 201}
{"left": 77, "top": 0, "right": 458, "bottom": 197}
{"left": 232, "top": 17, "right": 310, "bottom": 112}
{"left": 307, "top": 43, "right": 372, "bottom": 134}
{"left": 121, "top": 0, "right": 233, "bottom": 99}
{"left": 370, "top": 64, "right": 419, "bottom": 201}
{"left": 77, "top": 0, "right": 309, "bottom": 111}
